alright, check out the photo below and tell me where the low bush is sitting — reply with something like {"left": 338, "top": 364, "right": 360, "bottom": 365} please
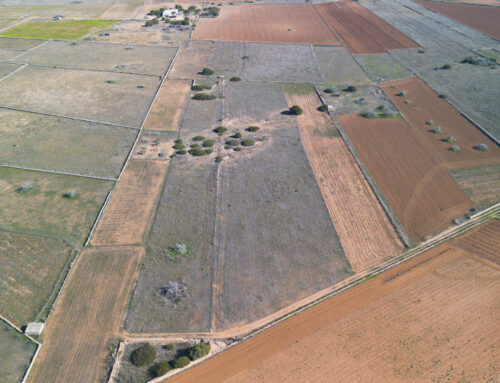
{"left": 474, "top": 143, "right": 489, "bottom": 152}
{"left": 224, "top": 145, "right": 232, "bottom": 149}
{"left": 63, "top": 190, "right": 77, "bottom": 198}
{"left": 204, "top": 148, "right": 214, "bottom": 154}
{"left": 361, "top": 109, "right": 376, "bottom": 119}
{"left": 174, "top": 142, "right": 185, "bottom": 150}
{"left": 431, "top": 126, "right": 443, "bottom": 134}
{"left": 202, "top": 139, "right": 215, "bottom": 147}
{"left": 192, "top": 93, "right": 216, "bottom": 100}
{"left": 172, "top": 356, "right": 191, "bottom": 369}
{"left": 188, "top": 343, "right": 211, "bottom": 360}
{"left": 191, "top": 84, "right": 209, "bottom": 91}
{"left": 451, "top": 145, "right": 461, "bottom": 152}
{"left": 232, "top": 132, "right": 242, "bottom": 138}
{"left": 189, "top": 147, "right": 206, "bottom": 156}
{"left": 201, "top": 68, "right": 214, "bottom": 75}
{"left": 192, "top": 135, "right": 205, "bottom": 141}
{"left": 17, "top": 183, "right": 35, "bottom": 193}
{"left": 215, "top": 155, "right": 223, "bottom": 163}
{"left": 441, "top": 64, "right": 451, "bottom": 70}
{"left": 190, "top": 143, "right": 199, "bottom": 148}
{"left": 165, "top": 343, "right": 175, "bottom": 351}
{"left": 177, "top": 149, "right": 187, "bottom": 155}
{"left": 438, "top": 93, "right": 448, "bottom": 99}
{"left": 444, "top": 136, "right": 456, "bottom": 143}
{"left": 344, "top": 85, "right": 357, "bottom": 92}
{"left": 247, "top": 126, "right": 259, "bottom": 132}
{"left": 241, "top": 139, "right": 255, "bottom": 146}
{"left": 317, "top": 104, "right": 328, "bottom": 112}
{"left": 130, "top": 344, "right": 156, "bottom": 367}
{"left": 145, "top": 18, "right": 159, "bottom": 27}
{"left": 150, "top": 360, "right": 172, "bottom": 377}
{"left": 226, "top": 139, "right": 239, "bottom": 146}
{"left": 213, "top": 126, "right": 227, "bottom": 134}
{"left": 230, "top": 76, "right": 241, "bottom": 82}
{"left": 233, "top": 146, "right": 242, "bottom": 151}
{"left": 174, "top": 139, "right": 183, "bottom": 144}
{"left": 289, "top": 105, "right": 303, "bottom": 115}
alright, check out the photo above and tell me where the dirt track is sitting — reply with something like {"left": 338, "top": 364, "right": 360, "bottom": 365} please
{"left": 193, "top": 4, "right": 340, "bottom": 45}
{"left": 285, "top": 91, "right": 403, "bottom": 271}
{"left": 163, "top": 221, "right": 500, "bottom": 382}
{"left": 316, "top": 1, "right": 420, "bottom": 54}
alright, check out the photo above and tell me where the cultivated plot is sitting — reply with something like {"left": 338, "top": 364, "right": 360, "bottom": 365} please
{"left": 165, "top": 222, "right": 500, "bottom": 383}
{"left": 0, "top": 319, "right": 37, "bottom": 383}
{"left": 193, "top": 4, "right": 340, "bottom": 45}
{"left": 27, "top": 247, "right": 143, "bottom": 383}
{"left": 313, "top": 46, "right": 369, "bottom": 85}
{"left": 0, "top": 37, "right": 44, "bottom": 50}
{"left": 19, "top": 40, "right": 177, "bottom": 76}
{"left": 0, "top": 167, "right": 113, "bottom": 245}
{"left": 179, "top": 90, "right": 221, "bottom": 136}
{"left": 285, "top": 90, "right": 403, "bottom": 271}
{"left": 0, "top": 66, "right": 160, "bottom": 127}
{"left": 0, "top": 109, "right": 136, "bottom": 178}
{"left": 0, "top": 231, "right": 74, "bottom": 326}
{"left": 355, "top": 53, "right": 412, "bottom": 81}
{"left": 454, "top": 218, "right": 500, "bottom": 267}
{"left": 0, "top": 62, "right": 23, "bottom": 80}
{"left": 168, "top": 40, "right": 214, "bottom": 80}
{"left": 91, "top": 160, "right": 169, "bottom": 246}
{"left": 316, "top": 1, "right": 420, "bottom": 54}
{"left": 340, "top": 114, "right": 473, "bottom": 241}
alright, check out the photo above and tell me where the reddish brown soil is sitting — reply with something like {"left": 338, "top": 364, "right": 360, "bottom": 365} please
{"left": 164, "top": 223, "right": 500, "bottom": 383}
{"left": 340, "top": 115, "right": 473, "bottom": 241}
{"left": 454, "top": 218, "right": 500, "bottom": 268}
{"left": 285, "top": 91, "right": 403, "bottom": 271}
{"left": 193, "top": 4, "right": 340, "bottom": 45}
{"left": 316, "top": 1, "right": 420, "bottom": 54}
{"left": 91, "top": 160, "right": 168, "bottom": 246}
{"left": 414, "top": 0, "right": 500, "bottom": 40}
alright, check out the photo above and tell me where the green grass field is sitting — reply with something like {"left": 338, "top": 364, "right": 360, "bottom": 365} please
{"left": 0, "top": 19, "right": 117, "bottom": 40}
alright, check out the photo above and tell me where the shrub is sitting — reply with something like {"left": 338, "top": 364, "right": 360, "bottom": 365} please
{"left": 202, "top": 139, "right": 215, "bottom": 147}
{"left": 145, "top": 18, "right": 159, "bottom": 27}
{"left": 206, "top": 7, "right": 220, "bottom": 16}
{"left": 451, "top": 145, "right": 461, "bottom": 152}
{"left": 192, "top": 135, "right": 205, "bottom": 141}
{"left": 444, "top": 136, "right": 456, "bottom": 143}
{"left": 201, "top": 68, "right": 214, "bottom": 75}
{"left": 461, "top": 56, "right": 475, "bottom": 64}
{"left": 232, "top": 132, "right": 242, "bottom": 138}
{"left": 289, "top": 105, "right": 303, "bottom": 115}
{"left": 150, "top": 360, "right": 172, "bottom": 377}
{"left": 344, "top": 85, "right": 357, "bottom": 92}
{"left": 165, "top": 343, "right": 175, "bottom": 351}
{"left": 215, "top": 155, "right": 223, "bottom": 163}
{"left": 396, "top": 91, "right": 406, "bottom": 97}
{"left": 190, "top": 143, "right": 199, "bottom": 148}
{"left": 441, "top": 64, "right": 451, "bottom": 70}
{"left": 63, "top": 190, "right": 77, "bottom": 198}
{"left": 438, "top": 93, "right": 448, "bottom": 99}
{"left": 324, "top": 87, "right": 335, "bottom": 93}
{"left": 174, "top": 139, "right": 183, "bottom": 144}
{"left": 188, "top": 343, "right": 211, "bottom": 360}
{"left": 247, "top": 126, "right": 259, "bottom": 132}
{"left": 426, "top": 120, "right": 434, "bottom": 126}
{"left": 404, "top": 99, "right": 412, "bottom": 104}
{"left": 177, "top": 149, "right": 187, "bottom": 155}
{"left": 226, "top": 139, "right": 239, "bottom": 146}
{"left": 213, "top": 126, "right": 227, "bottom": 134}
{"left": 241, "top": 139, "right": 255, "bottom": 146}
{"left": 474, "top": 143, "right": 489, "bottom": 152}
{"left": 130, "top": 344, "right": 156, "bottom": 367}
{"left": 172, "top": 356, "right": 191, "bottom": 369}
{"left": 318, "top": 104, "right": 328, "bottom": 112}
{"left": 189, "top": 147, "right": 206, "bottom": 156}
{"left": 224, "top": 144, "right": 232, "bottom": 149}
{"left": 191, "top": 84, "right": 209, "bottom": 91}
{"left": 204, "top": 148, "right": 214, "bottom": 154}
{"left": 230, "top": 76, "right": 241, "bottom": 82}
{"left": 17, "top": 183, "right": 35, "bottom": 193}
{"left": 174, "top": 142, "right": 185, "bottom": 150}
{"left": 431, "top": 126, "right": 443, "bottom": 134}
{"left": 361, "top": 109, "right": 376, "bottom": 119}
{"left": 233, "top": 146, "right": 242, "bottom": 151}
{"left": 106, "top": 78, "right": 115, "bottom": 84}
{"left": 192, "top": 93, "right": 216, "bottom": 100}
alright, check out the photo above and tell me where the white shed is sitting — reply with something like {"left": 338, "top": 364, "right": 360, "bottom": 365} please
{"left": 162, "top": 9, "right": 179, "bottom": 17}
{"left": 25, "top": 322, "right": 45, "bottom": 335}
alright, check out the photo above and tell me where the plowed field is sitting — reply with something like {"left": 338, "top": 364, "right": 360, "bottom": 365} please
{"left": 340, "top": 115, "right": 473, "bottom": 241}
{"left": 164, "top": 221, "right": 500, "bottom": 383}
{"left": 414, "top": 0, "right": 500, "bottom": 40}
{"left": 316, "top": 1, "right": 420, "bottom": 54}
{"left": 380, "top": 77, "right": 500, "bottom": 166}
{"left": 285, "top": 90, "right": 403, "bottom": 271}
{"left": 454, "top": 218, "right": 500, "bottom": 268}
{"left": 91, "top": 160, "right": 168, "bottom": 246}
{"left": 193, "top": 4, "right": 340, "bottom": 45}
{"left": 28, "top": 247, "right": 143, "bottom": 383}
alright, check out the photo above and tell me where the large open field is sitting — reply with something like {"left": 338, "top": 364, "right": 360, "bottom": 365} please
{"left": 91, "top": 160, "right": 169, "bottom": 246}
{"left": 340, "top": 114, "right": 473, "bottom": 241}
{"left": 313, "top": 46, "right": 370, "bottom": 85}
{"left": 168, "top": 41, "right": 213, "bottom": 80}
{"left": 0, "top": 231, "right": 75, "bottom": 326}
{"left": 165, "top": 219, "right": 500, "bottom": 383}
{"left": 0, "top": 320, "right": 37, "bottom": 383}
{"left": 27, "top": 247, "right": 143, "bottom": 383}
{"left": 316, "top": 1, "right": 420, "bottom": 54}
{"left": 285, "top": 90, "right": 403, "bottom": 271}
{"left": 193, "top": 4, "right": 340, "bottom": 45}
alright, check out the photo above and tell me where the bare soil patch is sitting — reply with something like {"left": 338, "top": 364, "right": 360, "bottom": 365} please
{"left": 316, "top": 1, "right": 420, "bottom": 54}
{"left": 286, "top": 90, "right": 403, "bottom": 271}
{"left": 91, "top": 160, "right": 168, "bottom": 246}
{"left": 28, "top": 247, "right": 143, "bottom": 383}
{"left": 193, "top": 4, "right": 340, "bottom": 45}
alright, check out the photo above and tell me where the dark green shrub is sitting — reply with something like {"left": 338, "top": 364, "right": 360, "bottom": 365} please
{"left": 441, "top": 64, "right": 451, "bottom": 70}
{"left": 202, "top": 139, "right": 215, "bottom": 147}
{"left": 232, "top": 132, "right": 242, "bottom": 138}
{"left": 175, "top": 4, "right": 184, "bottom": 10}
{"left": 201, "top": 68, "right": 214, "bottom": 75}
{"left": 192, "top": 93, "right": 216, "bottom": 100}
{"left": 192, "top": 135, "right": 205, "bottom": 141}
{"left": 174, "top": 139, "right": 183, "bottom": 144}
{"left": 344, "top": 85, "right": 357, "bottom": 92}
{"left": 190, "top": 143, "right": 200, "bottom": 148}
{"left": 215, "top": 155, "right": 223, "bottom": 163}
{"left": 224, "top": 144, "right": 232, "bottom": 149}
{"left": 438, "top": 93, "right": 448, "bottom": 99}
{"left": 289, "top": 105, "right": 303, "bottom": 115}
{"left": 177, "top": 149, "right": 187, "bottom": 155}
{"left": 191, "top": 84, "right": 209, "bottom": 91}
{"left": 461, "top": 56, "right": 475, "bottom": 64}
{"left": 130, "top": 344, "right": 156, "bottom": 367}
{"left": 247, "top": 126, "right": 259, "bottom": 132}
{"left": 317, "top": 104, "right": 328, "bottom": 112}
{"left": 206, "top": 7, "right": 220, "bottom": 16}
{"left": 150, "top": 360, "right": 172, "bottom": 377}
{"left": 233, "top": 146, "right": 242, "bottom": 151}
{"left": 172, "top": 356, "right": 191, "bottom": 369}
{"left": 230, "top": 76, "right": 241, "bottom": 82}
{"left": 188, "top": 343, "right": 211, "bottom": 360}
{"left": 324, "top": 87, "right": 334, "bottom": 93}
{"left": 241, "top": 139, "right": 255, "bottom": 146}
{"left": 226, "top": 139, "right": 239, "bottom": 146}
{"left": 189, "top": 147, "right": 206, "bottom": 156}
{"left": 165, "top": 343, "right": 175, "bottom": 351}
{"left": 145, "top": 18, "right": 159, "bottom": 27}
{"left": 213, "top": 126, "right": 227, "bottom": 134}
{"left": 174, "top": 142, "right": 185, "bottom": 150}
{"left": 204, "top": 148, "right": 214, "bottom": 154}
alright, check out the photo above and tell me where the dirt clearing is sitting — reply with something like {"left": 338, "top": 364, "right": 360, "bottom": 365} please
{"left": 28, "top": 247, "right": 143, "bottom": 383}
{"left": 91, "top": 160, "right": 168, "bottom": 246}
{"left": 316, "top": 1, "right": 420, "bottom": 54}
{"left": 193, "top": 4, "right": 340, "bottom": 45}
{"left": 285, "top": 90, "right": 403, "bottom": 271}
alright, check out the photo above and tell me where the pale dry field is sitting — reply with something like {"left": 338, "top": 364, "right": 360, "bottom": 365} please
{"left": 168, "top": 41, "right": 213, "bottom": 80}
{"left": 165, "top": 220, "right": 500, "bottom": 382}
{"left": 28, "top": 247, "right": 143, "bottom": 383}
{"left": 285, "top": 90, "right": 403, "bottom": 271}
{"left": 91, "top": 160, "right": 168, "bottom": 246}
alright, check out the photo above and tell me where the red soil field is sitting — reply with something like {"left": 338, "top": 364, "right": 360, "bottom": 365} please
{"left": 164, "top": 221, "right": 500, "bottom": 383}
{"left": 193, "top": 4, "right": 340, "bottom": 45}
{"left": 316, "top": 1, "right": 420, "bottom": 54}
{"left": 380, "top": 77, "right": 500, "bottom": 167}
{"left": 414, "top": 0, "right": 500, "bottom": 40}
{"left": 340, "top": 115, "right": 473, "bottom": 241}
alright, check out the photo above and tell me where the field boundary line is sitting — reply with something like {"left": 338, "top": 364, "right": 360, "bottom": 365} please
{"left": 0, "top": 18, "right": 30, "bottom": 33}
{"left": 0, "top": 163, "right": 118, "bottom": 181}
{"left": 0, "top": 104, "right": 140, "bottom": 130}
{"left": 11, "top": 40, "right": 49, "bottom": 61}
{"left": 0, "top": 62, "right": 27, "bottom": 82}
{"left": 311, "top": 3, "right": 345, "bottom": 47}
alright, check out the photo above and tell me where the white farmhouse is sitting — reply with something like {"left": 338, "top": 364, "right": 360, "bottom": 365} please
{"left": 162, "top": 9, "right": 179, "bottom": 17}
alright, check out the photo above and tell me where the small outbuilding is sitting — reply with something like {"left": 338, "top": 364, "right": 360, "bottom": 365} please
{"left": 25, "top": 322, "right": 45, "bottom": 335}
{"left": 162, "top": 9, "right": 179, "bottom": 17}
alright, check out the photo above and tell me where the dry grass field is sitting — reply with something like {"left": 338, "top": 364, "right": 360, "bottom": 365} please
{"left": 144, "top": 79, "right": 191, "bottom": 131}
{"left": 91, "top": 160, "right": 168, "bottom": 246}
{"left": 316, "top": 1, "right": 420, "bottom": 54}
{"left": 340, "top": 114, "right": 473, "bottom": 241}
{"left": 165, "top": 220, "right": 500, "bottom": 383}
{"left": 193, "top": 4, "right": 340, "bottom": 45}
{"left": 285, "top": 90, "right": 403, "bottom": 271}
{"left": 28, "top": 247, "right": 143, "bottom": 383}
{"left": 168, "top": 41, "right": 213, "bottom": 80}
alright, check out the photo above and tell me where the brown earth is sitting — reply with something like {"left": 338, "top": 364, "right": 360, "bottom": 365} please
{"left": 414, "top": 0, "right": 500, "bottom": 39}
{"left": 144, "top": 79, "right": 191, "bottom": 131}
{"left": 316, "top": 1, "right": 420, "bottom": 54}
{"left": 168, "top": 41, "right": 213, "bottom": 80}
{"left": 28, "top": 247, "right": 143, "bottom": 383}
{"left": 380, "top": 77, "right": 500, "bottom": 166}
{"left": 164, "top": 221, "right": 500, "bottom": 383}
{"left": 340, "top": 114, "right": 473, "bottom": 241}
{"left": 285, "top": 90, "right": 403, "bottom": 271}
{"left": 193, "top": 4, "right": 340, "bottom": 45}
{"left": 91, "top": 160, "right": 168, "bottom": 246}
